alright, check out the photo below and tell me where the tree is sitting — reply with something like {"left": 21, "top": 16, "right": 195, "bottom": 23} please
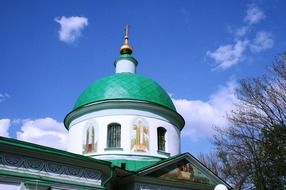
{"left": 197, "top": 152, "right": 222, "bottom": 176}
{"left": 209, "top": 53, "right": 286, "bottom": 190}
{"left": 261, "top": 124, "right": 286, "bottom": 189}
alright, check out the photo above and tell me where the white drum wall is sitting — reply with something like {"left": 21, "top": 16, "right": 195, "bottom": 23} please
{"left": 67, "top": 108, "right": 180, "bottom": 160}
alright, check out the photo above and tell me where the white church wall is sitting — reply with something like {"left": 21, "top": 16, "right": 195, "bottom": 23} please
{"left": 68, "top": 108, "right": 180, "bottom": 160}
{"left": 0, "top": 183, "right": 21, "bottom": 190}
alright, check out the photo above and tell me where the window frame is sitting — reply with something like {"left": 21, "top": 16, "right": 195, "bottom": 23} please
{"left": 106, "top": 122, "right": 121, "bottom": 148}
{"left": 157, "top": 127, "right": 167, "bottom": 152}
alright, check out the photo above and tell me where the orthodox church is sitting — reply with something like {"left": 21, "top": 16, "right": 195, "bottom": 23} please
{"left": 0, "top": 27, "right": 231, "bottom": 190}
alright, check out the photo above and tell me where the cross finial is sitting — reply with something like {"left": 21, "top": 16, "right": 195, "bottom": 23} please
{"left": 120, "top": 24, "right": 133, "bottom": 54}
{"left": 125, "top": 24, "right": 129, "bottom": 38}
{"left": 124, "top": 25, "right": 129, "bottom": 44}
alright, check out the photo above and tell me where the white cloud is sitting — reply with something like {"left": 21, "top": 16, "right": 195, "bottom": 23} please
{"left": 207, "top": 4, "right": 273, "bottom": 70}
{"left": 16, "top": 117, "right": 68, "bottom": 150}
{"left": 207, "top": 40, "right": 249, "bottom": 70}
{"left": 55, "top": 16, "right": 88, "bottom": 43}
{"left": 244, "top": 4, "right": 265, "bottom": 25}
{"left": 235, "top": 5, "right": 265, "bottom": 38}
{"left": 173, "top": 81, "right": 238, "bottom": 142}
{"left": 0, "top": 119, "right": 11, "bottom": 137}
{"left": 250, "top": 31, "right": 274, "bottom": 53}
{"left": 0, "top": 93, "right": 10, "bottom": 103}
{"left": 235, "top": 26, "right": 249, "bottom": 37}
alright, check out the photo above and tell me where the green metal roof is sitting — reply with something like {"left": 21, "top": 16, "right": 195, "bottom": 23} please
{"left": 0, "top": 136, "right": 111, "bottom": 166}
{"left": 108, "top": 159, "right": 159, "bottom": 171}
{"left": 74, "top": 73, "right": 176, "bottom": 111}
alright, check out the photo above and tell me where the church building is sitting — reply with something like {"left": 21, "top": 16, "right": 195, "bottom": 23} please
{"left": 0, "top": 28, "right": 231, "bottom": 190}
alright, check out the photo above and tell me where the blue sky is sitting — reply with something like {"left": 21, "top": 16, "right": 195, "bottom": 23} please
{"left": 0, "top": 0, "right": 286, "bottom": 155}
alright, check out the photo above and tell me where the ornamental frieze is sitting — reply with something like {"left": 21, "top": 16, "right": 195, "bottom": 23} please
{"left": 0, "top": 152, "right": 102, "bottom": 185}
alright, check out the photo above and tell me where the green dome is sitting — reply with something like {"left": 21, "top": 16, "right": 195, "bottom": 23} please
{"left": 74, "top": 73, "right": 176, "bottom": 111}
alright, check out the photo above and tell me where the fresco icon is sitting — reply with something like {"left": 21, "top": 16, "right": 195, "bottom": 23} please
{"left": 83, "top": 120, "right": 98, "bottom": 154}
{"left": 131, "top": 117, "right": 149, "bottom": 152}
{"left": 160, "top": 162, "right": 210, "bottom": 184}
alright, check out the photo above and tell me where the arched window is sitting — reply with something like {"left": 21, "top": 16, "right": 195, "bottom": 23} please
{"left": 107, "top": 123, "right": 121, "bottom": 148}
{"left": 157, "top": 127, "right": 166, "bottom": 151}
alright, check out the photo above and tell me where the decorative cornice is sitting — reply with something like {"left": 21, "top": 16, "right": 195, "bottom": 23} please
{"left": 0, "top": 152, "right": 102, "bottom": 185}
{"left": 64, "top": 99, "right": 185, "bottom": 131}
{"left": 114, "top": 54, "right": 138, "bottom": 66}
